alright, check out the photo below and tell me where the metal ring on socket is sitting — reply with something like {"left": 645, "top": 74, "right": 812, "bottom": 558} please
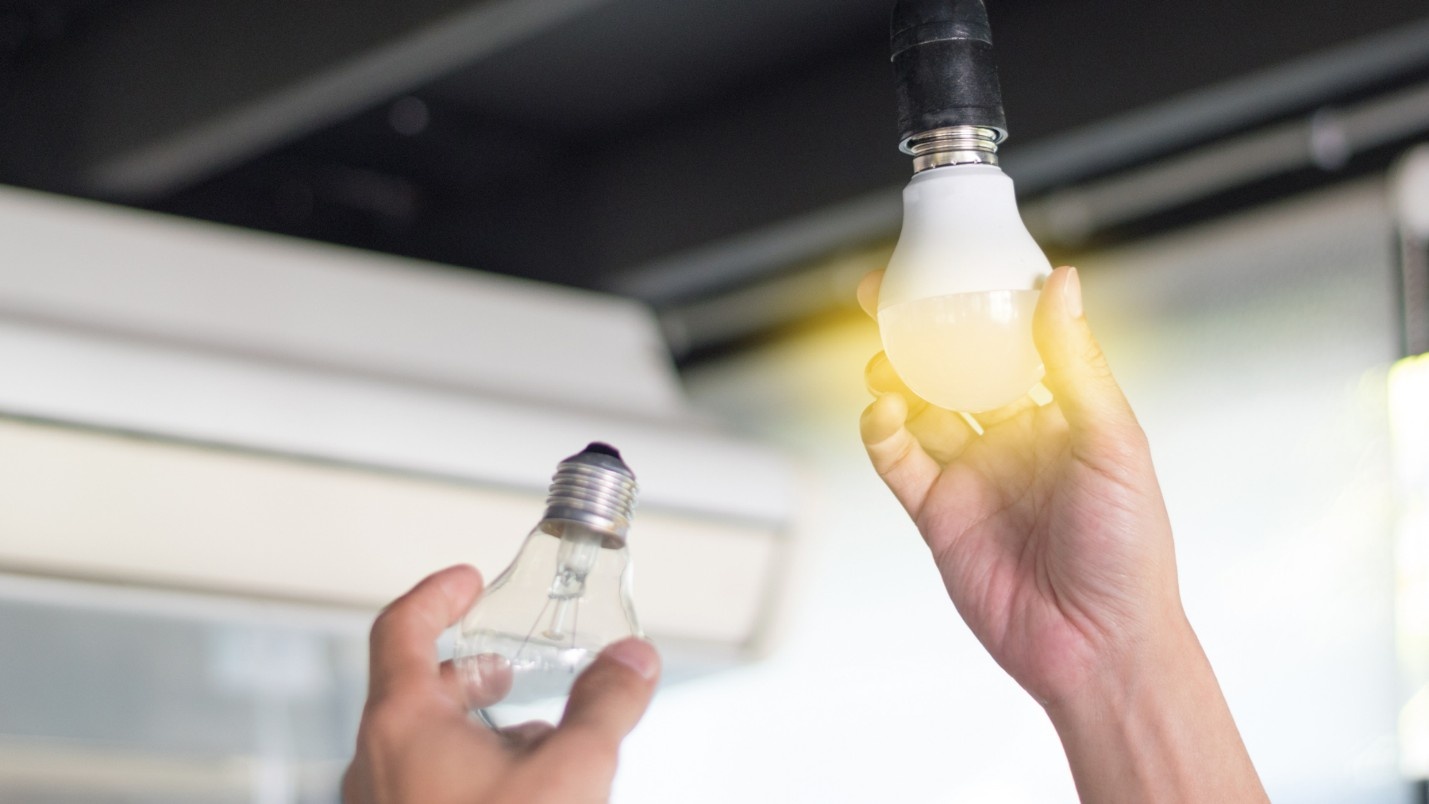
{"left": 903, "top": 125, "right": 1004, "bottom": 172}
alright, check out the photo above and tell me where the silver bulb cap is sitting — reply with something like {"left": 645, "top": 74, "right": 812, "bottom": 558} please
{"left": 904, "top": 125, "right": 1003, "bottom": 173}
{"left": 542, "top": 443, "right": 638, "bottom": 542}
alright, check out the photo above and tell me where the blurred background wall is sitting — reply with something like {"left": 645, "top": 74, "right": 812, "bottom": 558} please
{"left": 2, "top": 0, "right": 1429, "bottom": 802}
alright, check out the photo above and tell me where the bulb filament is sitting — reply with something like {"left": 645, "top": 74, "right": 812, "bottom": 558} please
{"left": 512, "top": 529, "right": 602, "bottom": 666}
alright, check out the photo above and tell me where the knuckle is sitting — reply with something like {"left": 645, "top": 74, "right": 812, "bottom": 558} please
{"left": 1104, "top": 415, "right": 1149, "bottom": 453}
{"left": 369, "top": 605, "right": 400, "bottom": 639}
{"left": 1082, "top": 423, "right": 1153, "bottom": 480}
{"left": 370, "top": 602, "right": 420, "bottom": 642}
{"left": 882, "top": 432, "right": 921, "bottom": 476}
{"left": 1080, "top": 341, "right": 1112, "bottom": 375}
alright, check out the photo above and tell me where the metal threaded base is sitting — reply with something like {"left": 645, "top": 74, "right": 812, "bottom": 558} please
{"left": 542, "top": 453, "right": 638, "bottom": 541}
{"left": 903, "top": 125, "right": 1004, "bottom": 173}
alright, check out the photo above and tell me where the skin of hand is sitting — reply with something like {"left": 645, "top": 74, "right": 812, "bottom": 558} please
{"left": 342, "top": 565, "right": 660, "bottom": 804}
{"left": 860, "top": 266, "right": 1267, "bottom": 803}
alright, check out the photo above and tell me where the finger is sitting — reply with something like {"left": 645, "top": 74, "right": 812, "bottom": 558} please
{"left": 451, "top": 653, "right": 514, "bottom": 710}
{"left": 1028, "top": 381, "right": 1054, "bottom": 407}
{"left": 1032, "top": 267, "right": 1137, "bottom": 440}
{"left": 439, "top": 655, "right": 514, "bottom": 711}
{"left": 865, "top": 350, "right": 919, "bottom": 399}
{"left": 438, "top": 659, "right": 466, "bottom": 702}
{"left": 860, "top": 393, "right": 941, "bottom": 516}
{"left": 549, "top": 639, "right": 660, "bottom": 750}
{"left": 969, "top": 393, "right": 1039, "bottom": 430}
{"left": 857, "top": 269, "right": 884, "bottom": 319}
{"left": 369, "top": 565, "right": 483, "bottom": 698}
{"left": 906, "top": 405, "right": 981, "bottom": 464}
{"left": 501, "top": 720, "right": 557, "bottom": 751}
{"left": 865, "top": 352, "right": 976, "bottom": 463}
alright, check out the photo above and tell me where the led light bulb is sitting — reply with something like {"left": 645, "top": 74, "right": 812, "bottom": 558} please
{"left": 879, "top": 157, "right": 1051, "bottom": 412}
{"left": 880, "top": 0, "right": 1052, "bottom": 413}
{"left": 454, "top": 442, "right": 641, "bottom": 727}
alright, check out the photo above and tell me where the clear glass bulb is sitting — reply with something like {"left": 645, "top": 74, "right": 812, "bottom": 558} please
{"left": 878, "top": 162, "right": 1052, "bottom": 413}
{"left": 453, "top": 443, "right": 640, "bottom": 728}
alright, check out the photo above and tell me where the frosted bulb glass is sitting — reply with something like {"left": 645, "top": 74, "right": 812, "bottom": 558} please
{"left": 453, "top": 444, "right": 640, "bottom": 728}
{"left": 878, "top": 164, "right": 1052, "bottom": 413}
{"left": 880, "top": 289, "right": 1042, "bottom": 414}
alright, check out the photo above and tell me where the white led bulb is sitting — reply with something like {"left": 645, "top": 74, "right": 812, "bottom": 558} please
{"left": 878, "top": 162, "right": 1051, "bottom": 413}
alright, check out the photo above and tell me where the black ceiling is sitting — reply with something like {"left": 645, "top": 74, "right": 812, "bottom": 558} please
{"left": 3, "top": 0, "right": 1429, "bottom": 356}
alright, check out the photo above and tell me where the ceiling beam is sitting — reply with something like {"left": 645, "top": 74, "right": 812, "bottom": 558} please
{"left": 0, "top": 0, "right": 611, "bottom": 199}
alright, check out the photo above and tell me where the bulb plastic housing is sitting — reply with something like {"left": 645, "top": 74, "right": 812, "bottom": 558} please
{"left": 453, "top": 444, "right": 641, "bottom": 728}
{"left": 878, "top": 164, "right": 1052, "bottom": 413}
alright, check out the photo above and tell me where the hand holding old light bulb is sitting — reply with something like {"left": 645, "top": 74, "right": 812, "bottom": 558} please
{"left": 860, "top": 266, "right": 1267, "bottom": 802}
{"left": 342, "top": 565, "right": 659, "bottom": 804}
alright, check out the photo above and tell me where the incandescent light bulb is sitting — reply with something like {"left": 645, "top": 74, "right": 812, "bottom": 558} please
{"left": 879, "top": 0, "right": 1052, "bottom": 413}
{"left": 453, "top": 442, "right": 641, "bottom": 728}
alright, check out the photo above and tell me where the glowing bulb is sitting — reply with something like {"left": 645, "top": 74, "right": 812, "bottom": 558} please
{"left": 453, "top": 443, "right": 641, "bottom": 727}
{"left": 878, "top": 161, "right": 1050, "bottom": 413}
{"left": 880, "top": 0, "right": 1052, "bottom": 413}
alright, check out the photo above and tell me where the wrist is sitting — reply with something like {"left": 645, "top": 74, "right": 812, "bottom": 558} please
{"left": 1043, "top": 614, "right": 1267, "bottom": 803}
{"left": 1043, "top": 605, "right": 1198, "bottom": 719}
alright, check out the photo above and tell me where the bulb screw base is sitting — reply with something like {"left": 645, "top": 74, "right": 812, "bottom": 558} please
{"left": 905, "top": 125, "right": 1002, "bottom": 173}
{"left": 542, "top": 443, "right": 638, "bottom": 542}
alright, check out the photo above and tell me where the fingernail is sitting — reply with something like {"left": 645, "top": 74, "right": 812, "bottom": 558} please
{"left": 1063, "top": 267, "right": 1083, "bottom": 319}
{"left": 604, "top": 638, "right": 659, "bottom": 681}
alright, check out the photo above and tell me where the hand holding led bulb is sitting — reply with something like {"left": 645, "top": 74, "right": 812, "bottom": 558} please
{"left": 864, "top": 265, "right": 1182, "bottom": 707}
{"left": 861, "top": 265, "right": 1268, "bottom": 802}
{"left": 868, "top": 10, "right": 1264, "bottom": 798}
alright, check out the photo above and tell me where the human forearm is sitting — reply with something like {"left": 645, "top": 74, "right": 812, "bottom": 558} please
{"left": 1045, "top": 615, "right": 1267, "bottom": 804}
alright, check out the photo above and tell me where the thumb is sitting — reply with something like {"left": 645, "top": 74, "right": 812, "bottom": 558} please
{"left": 1033, "top": 267, "right": 1136, "bottom": 437}
{"left": 550, "top": 638, "right": 660, "bottom": 748}
{"left": 525, "top": 639, "right": 659, "bottom": 799}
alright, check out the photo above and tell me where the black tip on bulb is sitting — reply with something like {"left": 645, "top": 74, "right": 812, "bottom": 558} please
{"left": 891, "top": 0, "right": 1007, "bottom": 148}
{"left": 563, "top": 442, "right": 635, "bottom": 478}
{"left": 581, "top": 442, "right": 622, "bottom": 460}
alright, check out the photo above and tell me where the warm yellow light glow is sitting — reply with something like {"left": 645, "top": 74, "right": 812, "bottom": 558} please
{"left": 1388, "top": 353, "right": 1429, "bottom": 778}
{"left": 879, "top": 289, "right": 1043, "bottom": 413}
